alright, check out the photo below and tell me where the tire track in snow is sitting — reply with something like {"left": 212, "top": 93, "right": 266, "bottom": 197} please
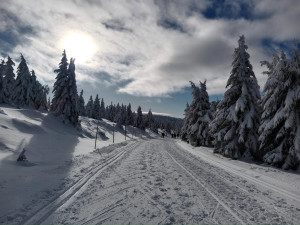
{"left": 164, "top": 149, "right": 246, "bottom": 225}
{"left": 21, "top": 140, "right": 141, "bottom": 225}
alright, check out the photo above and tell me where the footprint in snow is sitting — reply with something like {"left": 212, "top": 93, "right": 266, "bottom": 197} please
{"left": 152, "top": 195, "right": 161, "bottom": 200}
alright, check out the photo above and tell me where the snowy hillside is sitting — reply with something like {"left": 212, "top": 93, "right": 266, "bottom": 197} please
{"left": 0, "top": 106, "right": 299, "bottom": 224}
{"left": 0, "top": 105, "right": 155, "bottom": 222}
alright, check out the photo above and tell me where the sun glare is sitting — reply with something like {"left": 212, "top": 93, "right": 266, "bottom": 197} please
{"left": 60, "top": 32, "right": 96, "bottom": 63}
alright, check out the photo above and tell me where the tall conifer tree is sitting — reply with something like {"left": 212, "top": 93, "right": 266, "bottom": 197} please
{"left": 64, "top": 58, "right": 79, "bottom": 125}
{"left": 185, "top": 81, "right": 213, "bottom": 146}
{"left": 181, "top": 103, "right": 190, "bottom": 142}
{"left": 78, "top": 90, "right": 86, "bottom": 116}
{"left": 0, "top": 59, "right": 5, "bottom": 103}
{"left": 100, "top": 98, "right": 105, "bottom": 119}
{"left": 211, "top": 35, "right": 260, "bottom": 159}
{"left": 2, "top": 56, "right": 15, "bottom": 104}
{"left": 259, "top": 47, "right": 300, "bottom": 169}
{"left": 136, "top": 105, "right": 145, "bottom": 130}
{"left": 51, "top": 50, "right": 68, "bottom": 114}
{"left": 14, "top": 54, "right": 33, "bottom": 107}
{"left": 86, "top": 95, "right": 93, "bottom": 118}
{"left": 93, "top": 94, "right": 100, "bottom": 119}
{"left": 126, "top": 103, "right": 134, "bottom": 126}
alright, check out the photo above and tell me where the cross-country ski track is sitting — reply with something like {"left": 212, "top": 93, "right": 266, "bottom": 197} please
{"left": 10, "top": 138, "right": 300, "bottom": 224}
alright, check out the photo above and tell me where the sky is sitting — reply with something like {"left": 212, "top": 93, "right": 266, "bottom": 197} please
{"left": 0, "top": 0, "right": 300, "bottom": 118}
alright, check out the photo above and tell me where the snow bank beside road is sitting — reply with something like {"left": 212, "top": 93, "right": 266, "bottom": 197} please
{"left": 176, "top": 140, "right": 300, "bottom": 199}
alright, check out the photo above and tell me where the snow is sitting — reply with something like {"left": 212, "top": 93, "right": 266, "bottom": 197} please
{"left": 0, "top": 105, "right": 149, "bottom": 222}
{"left": 0, "top": 106, "right": 300, "bottom": 224}
{"left": 177, "top": 141, "right": 300, "bottom": 198}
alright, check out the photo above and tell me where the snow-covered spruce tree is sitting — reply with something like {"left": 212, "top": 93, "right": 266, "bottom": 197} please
{"left": 105, "top": 105, "right": 110, "bottom": 119}
{"left": 126, "top": 103, "right": 134, "bottom": 126}
{"left": 0, "top": 59, "right": 5, "bottom": 103}
{"left": 175, "top": 122, "right": 182, "bottom": 136}
{"left": 86, "top": 95, "right": 93, "bottom": 118}
{"left": 40, "top": 85, "right": 49, "bottom": 111}
{"left": 292, "top": 45, "right": 300, "bottom": 168}
{"left": 47, "top": 97, "right": 51, "bottom": 110}
{"left": 165, "top": 122, "right": 171, "bottom": 134}
{"left": 210, "top": 35, "right": 261, "bottom": 159}
{"left": 13, "top": 54, "right": 34, "bottom": 107}
{"left": 181, "top": 103, "right": 190, "bottom": 142}
{"left": 198, "top": 81, "right": 214, "bottom": 146}
{"left": 136, "top": 105, "right": 145, "bottom": 130}
{"left": 146, "top": 109, "right": 155, "bottom": 130}
{"left": 34, "top": 83, "right": 49, "bottom": 111}
{"left": 115, "top": 103, "right": 123, "bottom": 127}
{"left": 63, "top": 58, "right": 79, "bottom": 125}
{"left": 78, "top": 90, "right": 86, "bottom": 116}
{"left": 210, "top": 100, "right": 219, "bottom": 116}
{"left": 30, "top": 70, "right": 48, "bottom": 110}
{"left": 121, "top": 104, "right": 126, "bottom": 124}
{"left": 51, "top": 53, "right": 79, "bottom": 125}
{"left": 106, "top": 102, "right": 114, "bottom": 121}
{"left": 258, "top": 53, "right": 280, "bottom": 158}
{"left": 186, "top": 81, "right": 213, "bottom": 147}
{"left": 132, "top": 111, "right": 137, "bottom": 126}
{"left": 259, "top": 48, "right": 300, "bottom": 169}
{"left": 29, "top": 70, "right": 38, "bottom": 105}
{"left": 2, "top": 56, "right": 15, "bottom": 104}
{"left": 100, "top": 98, "right": 105, "bottom": 119}
{"left": 92, "top": 94, "right": 100, "bottom": 119}
{"left": 152, "top": 119, "right": 159, "bottom": 134}
{"left": 185, "top": 82, "right": 200, "bottom": 145}
{"left": 51, "top": 50, "right": 68, "bottom": 114}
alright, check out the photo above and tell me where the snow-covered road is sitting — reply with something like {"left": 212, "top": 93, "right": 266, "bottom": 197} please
{"left": 20, "top": 138, "right": 300, "bottom": 224}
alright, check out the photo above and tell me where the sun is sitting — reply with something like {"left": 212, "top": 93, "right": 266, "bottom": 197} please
{"left": 60, "top": 31, "right": 96, "bottom": 63}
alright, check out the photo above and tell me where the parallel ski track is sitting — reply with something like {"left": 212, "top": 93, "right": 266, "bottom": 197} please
{"left": 21, "top": 141, "right": 140, "bottom": 225}
{"left": 174, "top": 143, "right": 299, "bottom": 224}
{"left": 177, "top": 141, "right": 300, "bottom": 202}
{"left": 164, "top": 149, "right": 246, "bottom": 225}
{"left": 169, "top": 141, "right": 299, "bottom": 224}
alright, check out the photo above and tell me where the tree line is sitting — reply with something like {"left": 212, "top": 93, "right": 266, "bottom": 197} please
{"left": 181, "top": 35, "right": 300, "bottom": 170}
{"left": 0, "top": 55, "right": 48, "bottom": 110}
{"left": 78, "top": 92, "right": 182, "bottom": 134}
{"left": 0, "top": 50, "right": 181, "bottom": 134}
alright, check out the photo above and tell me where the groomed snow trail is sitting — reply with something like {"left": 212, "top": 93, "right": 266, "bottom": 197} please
{"left": 23, "top": 138, "right": 300, "bottom": 224}
{"left": 20, "top": 141, "right": 141, "bottom": 225}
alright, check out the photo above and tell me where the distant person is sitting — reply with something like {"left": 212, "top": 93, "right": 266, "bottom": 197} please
{"left": 161, "top": 132, "right": 165, "bottom": 138}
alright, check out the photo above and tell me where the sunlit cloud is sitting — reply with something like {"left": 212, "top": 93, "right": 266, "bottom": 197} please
{"left": 60, "top": 31, "right": 97, "bottom": 64}
{"left": 0, "top": 0, "right": 299, "bottom": 99}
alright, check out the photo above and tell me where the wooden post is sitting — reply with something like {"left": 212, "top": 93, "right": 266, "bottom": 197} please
{"left": 113, "top": 123, "right": 115, "bottom": 144}
{"left": 94, "top": 119, "right": 99, "bottom": 149}
{"left": 124, "top": 124, "right": 126, "bottom": 140}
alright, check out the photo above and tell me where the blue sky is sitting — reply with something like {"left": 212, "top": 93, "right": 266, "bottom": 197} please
{"left": 0, "top": 0, "right": 299, "bottom": 118}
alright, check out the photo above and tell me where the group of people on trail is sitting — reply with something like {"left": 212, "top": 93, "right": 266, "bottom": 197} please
{"left": 161, "top": 132, "right": 179, "bottom": 139}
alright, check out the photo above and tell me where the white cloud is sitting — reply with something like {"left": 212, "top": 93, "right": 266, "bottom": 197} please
{"left": 1, "top": 0, "right": 300, "bottom": 97}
